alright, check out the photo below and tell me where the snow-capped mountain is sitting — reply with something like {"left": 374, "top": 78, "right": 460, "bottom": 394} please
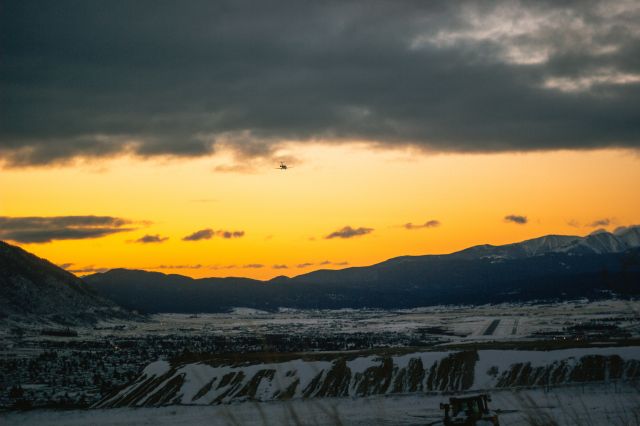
{"left": 614, "top": 225, "right": 640, "bottom": 247}
{"left": 454, "top": 225, "right": 640, "bottom": 260}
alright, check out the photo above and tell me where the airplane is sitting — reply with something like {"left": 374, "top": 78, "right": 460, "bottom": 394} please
{"left": 276, "top": 161, "right": 290, "bottom": 170}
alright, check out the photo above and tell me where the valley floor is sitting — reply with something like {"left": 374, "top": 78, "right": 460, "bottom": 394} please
{"left": 3, "top": 384, "right": 639, "bottom": 426}
{"left": 2, "top": 299, "right": 640, "bottom": 411}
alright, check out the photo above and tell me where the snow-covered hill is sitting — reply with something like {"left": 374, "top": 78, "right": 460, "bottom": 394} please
{"left": 97, "top": 347, "right": 640, "bottom": 408}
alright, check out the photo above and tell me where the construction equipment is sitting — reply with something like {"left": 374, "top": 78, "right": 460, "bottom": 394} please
{"left": 440, "top": 394, "right": 500, "bottom": 425}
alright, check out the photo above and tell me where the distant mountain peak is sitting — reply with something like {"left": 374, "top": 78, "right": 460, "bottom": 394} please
{"left": 453, "top": 226, "right": 640, "bottom": 260}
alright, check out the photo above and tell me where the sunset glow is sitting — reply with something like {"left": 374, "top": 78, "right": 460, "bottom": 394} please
{"left": 2, "top": 146, "right": 638, "bottom": 279}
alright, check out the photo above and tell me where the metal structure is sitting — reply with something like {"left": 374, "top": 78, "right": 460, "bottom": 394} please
{"left": 440, "top": 394, "right": 500, "bottom": 425}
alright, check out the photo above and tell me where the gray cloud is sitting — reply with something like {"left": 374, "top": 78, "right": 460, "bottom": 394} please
{"left": 325, "top": 226, "right": 374, "bottom": 239}
{"left": 152, "top": 264, "right": 203, "bottom": 270}
{"left": 182, "top": 228, "right": 244, "bottom": 241}
{"left": 504, "top": 214, "right": 528, "bottom": 225}
{"left": 183, "top": 229, "right": 215, "bottom": 241}
{"left": 587, "top": 218, "right": 612, "bottom": 227}
{"left": 68, "top": 265, "right": 110, "bottom": 275}
{"left": 209, "top": 264, "right": 237, "bottom": 270}
{"left": 272, "top": 264, "right": 288, "bottom": 269}
{"left": 243, "top": 264, "right": 265, "bottom": 269}
{"left": 298, "top": 260, "right": 348, "bottom": 268}
{"left": 133, "top": 234, "right": 169, "bottom": 244}
{"left": 0, "top": 216, "right": 134, "bottom": 243}
{"left": 2, "top": 1, "right": 639, "bottom": 167}
{"left": 219, "top": 230, "right": 245, "bottom": 239}
{"left": 318, "top": 260, "right": 349, "bottom": 266}
{"left": 403, "top": 220, "right": 441, "bottom": 230}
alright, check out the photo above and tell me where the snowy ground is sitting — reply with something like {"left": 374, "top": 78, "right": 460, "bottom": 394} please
{"left": 4, "top": 384, "right": 639, "bottom": 426}
{"left": 2, "top": 299, "right": 639, "bottom": 413}
{"left": 3, "top": 299, "right": 639, "bottom": 345}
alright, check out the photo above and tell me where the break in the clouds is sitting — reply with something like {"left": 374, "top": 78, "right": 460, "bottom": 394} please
{"left": 325, "top": 226, "right": 374, "bottom": 240}
{"left": 2, "top": 1, "right": 640, "bottom": 167}
{"left": 504, "top": 214, "right": 528, "bottom": 225}
{"left": 0, "top": 216, "right": 134, "bottom": 243}
{"left": 403, "top": 220, "right": 440, "bottom": 230}
{"left": 132, "top": 234, "right": 169, "bottom": 244}
{"left": 182, "top": 228, "right": 244, "bottom": 241}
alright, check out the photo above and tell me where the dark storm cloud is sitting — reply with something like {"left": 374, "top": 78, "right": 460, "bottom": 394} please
{"left": 325, "top": 226, "right": 374, "bottom": 239}
{"left": 182, "top": 228, "right": 244, "bottom": 241}
{"left": 1, "top": 1, "right": 639, "bottom": 167}
{"left": 132, "top": 234, "right": 169, "bottom": 244}
{"left": 403, "top": 220, "right": 440, "bottom": 230}
{"left": 587, "top": 218, "right": 612, "bottom": 227}
{"left": 504, "top": 214, "right": 528, "bottom": 225}
{"left": 0, "top": 216, "right": 134, "bottom": 243}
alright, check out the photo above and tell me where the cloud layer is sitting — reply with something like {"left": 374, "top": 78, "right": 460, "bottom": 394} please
{"left": 183, "top": 229, "right": 245, "bottom": 241}
{"left": 2, "top": 1, "right": 639, "bottom": 167}
{"left": 403, "top": 220, "right": 440, "bottom": 230}
{"left": 588, "top": 218, "right": 612, "bottom": 227}
{"left": 133, "top": 234, "right": 169, "bottom": 244}
{"left": 504, "top": 214, "right": 528, "bottom": 225}
{"left": 0, "top": 216, "right": 133, "bottom": 243}
{"left": 325, "top": 226, "right": 374, "bottom": 239}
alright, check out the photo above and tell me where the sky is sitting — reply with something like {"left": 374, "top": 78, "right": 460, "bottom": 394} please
{"left": 1, "top": 1, "right": 639, "bottom": 279}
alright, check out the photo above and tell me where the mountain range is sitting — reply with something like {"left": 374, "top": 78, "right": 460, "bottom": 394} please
{"left": 83, "top": 226, "right": 640, "bottom": 312}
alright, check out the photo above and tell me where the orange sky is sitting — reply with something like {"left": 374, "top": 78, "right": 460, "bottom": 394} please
{"left": 1, "top": 145, "right": 639, "bottom": 280}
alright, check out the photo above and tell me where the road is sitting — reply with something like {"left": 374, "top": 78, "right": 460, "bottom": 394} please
{"left": 483, "top": 319, "right": 501, "bottom": 336}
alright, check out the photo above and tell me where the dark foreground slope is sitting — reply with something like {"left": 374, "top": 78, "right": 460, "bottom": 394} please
{"left": 0, "top": 240, "right": 131, "bottom": 323}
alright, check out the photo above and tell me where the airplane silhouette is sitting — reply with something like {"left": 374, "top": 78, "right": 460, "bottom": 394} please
{"left": 276, "top": 161, "right": 290, "bottom": 170}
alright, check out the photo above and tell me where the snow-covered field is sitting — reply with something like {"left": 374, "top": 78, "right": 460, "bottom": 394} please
{"left": 4, "top": 385, "right": 639, "bottom": 426}
{"left": 3, "top": 299, "right": 638, "bottom": 345}
{"left": 2, "top": 299, "right": 639, "bottom": 417}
